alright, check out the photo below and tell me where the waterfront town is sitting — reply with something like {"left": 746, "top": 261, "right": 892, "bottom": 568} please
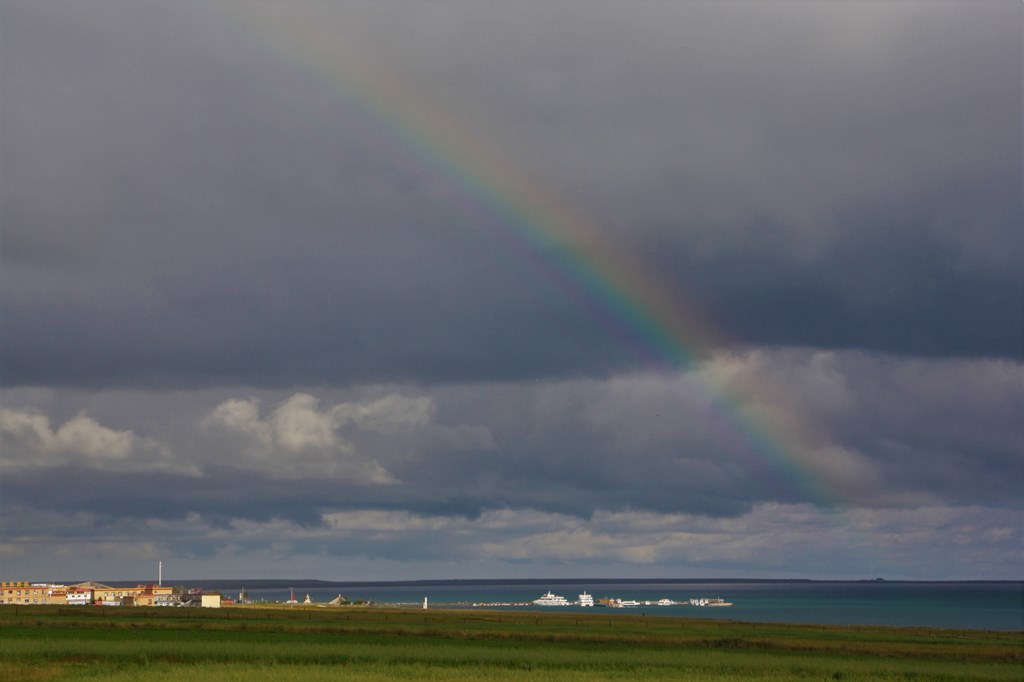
{"left": 1, "top": 581, "right": 224, "bottom": 608}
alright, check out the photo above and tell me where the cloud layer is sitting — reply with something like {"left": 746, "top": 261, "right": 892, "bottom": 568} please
{"left": 3, "top": 351, "right": 1021, "bottom": 578}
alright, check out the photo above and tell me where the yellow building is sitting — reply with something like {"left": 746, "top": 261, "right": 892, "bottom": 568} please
{"left": 83, "top": 583, "right": 174, "bottom": 605}
{"left": 128, "top": 584, "right": 175, "bottom": 606}
{"left": 1, "top": 581, "right": 60, "bottom": 605}
{"left": 2, "top": 581, "right": 181, "bottom": 606}
{"left": 83, "top": 583, "right": 133, "bottom": 604}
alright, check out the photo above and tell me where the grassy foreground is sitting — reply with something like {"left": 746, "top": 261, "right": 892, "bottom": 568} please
{"left": 1, "top": 605, "right": 1020, "bottom": 681}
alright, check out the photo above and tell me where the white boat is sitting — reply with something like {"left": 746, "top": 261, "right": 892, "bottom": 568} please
{"left": 578, "top": 591, "right": 594, "bottom": 607}
{"left": 689, "top": 597, "right": 732, "bottom": 607}
{"left": 657, "top": 598, "right": 676, "bottom": 606}
{"left": 533, "top": 591, "right": 571, "bottom": 606}
{"left": 618, "top": 600, "right": 640, "bottom": 607}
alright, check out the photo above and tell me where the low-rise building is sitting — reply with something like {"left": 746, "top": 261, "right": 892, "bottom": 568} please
{"left": 3, "top": 580, "right": 218, "bottom": 608}
{"left": 1, "top": 581, "right": 60, "bottom": 605}
{"left": 47, "top": 588, "right": 68, "bottom": 605}
{"left": 66, "top": 588, "right": 93, "bottom": 606}
{"left": 78, "top": 582, "right": 175, "bottom": 605}
{"left": 154, "top": 592, "right": 182, "bottom": 607}
{"left": 128, "top": 584, "right": 175, "bottom": 607}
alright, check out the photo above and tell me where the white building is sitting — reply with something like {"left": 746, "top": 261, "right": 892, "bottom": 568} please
{"left": 66, "top": 589, "right": 93, "bottom": 606}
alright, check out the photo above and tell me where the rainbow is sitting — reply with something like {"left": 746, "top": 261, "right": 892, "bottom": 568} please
{"left": 210, "top": 3, "right": 835, "bottom": 506}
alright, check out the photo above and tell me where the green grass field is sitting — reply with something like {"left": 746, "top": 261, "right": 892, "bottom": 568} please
{"left": 1, "top": 605, "right": 1020, "bottom": 681}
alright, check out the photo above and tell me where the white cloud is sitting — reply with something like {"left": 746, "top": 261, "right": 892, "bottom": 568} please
{"left": 203, "top": 392, "right": 449, "bottom": 451}
{"left": 273, "top": 394, "right": 351, "bottom": 452}
{"left": 331, "top": 394, "right": 434, "bottom": 433}
{"left": 53, "top": 413, "right": 134, "bottom": 458}
{"left": 199, "top": 392, "right": 463, "bottom": 482}
{"left": 0, "top": 407, "right": 190, "bottom": 474}
{"left": 466, "top": 503, "right": 1024, "bottom": 577}
{"left": 323, "top": 510, "right": 449, "bottom": 532}
{"left": 202, "top": 398, "right": 273, "bottom": 449}
{"left": 202, "top": 395, "right": 349, "bottom": 454}
{"left": 0, "top": 408, "right": 54, "bottom": 452}
{"left": 5, "top": 497, "right": 1020, "bottom": 580}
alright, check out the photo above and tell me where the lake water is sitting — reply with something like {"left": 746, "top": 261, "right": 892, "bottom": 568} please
{"left": 238, "top": 581, "right": 1022, "bottom": 632}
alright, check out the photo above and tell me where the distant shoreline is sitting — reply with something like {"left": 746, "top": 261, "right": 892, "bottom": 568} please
{"left": 77, "top": 577, "right": 1024, "bottom": 589}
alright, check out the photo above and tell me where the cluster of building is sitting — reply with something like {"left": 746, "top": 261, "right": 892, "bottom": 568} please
{"left": 1, "top": 581, "right": 223, "bottom": 608}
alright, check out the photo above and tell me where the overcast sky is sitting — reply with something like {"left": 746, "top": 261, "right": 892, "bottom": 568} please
{"left": 2, "top": 0, "right": 1021, "bottom": 582}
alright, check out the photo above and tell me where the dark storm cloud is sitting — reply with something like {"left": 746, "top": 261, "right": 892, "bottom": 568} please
{"left": 2, "top": 1, "right": 1021, "bottom": 581}
{"left": 2, "top": 1, "right": 1020, "bottom": 389}
{"left": 826, "top": 355, "right": 1024, "bottom": 503}
{"left": 652, "top": 205, "right": 1020, "bottom": 357}
{"left": 350, "top": 1, "right": 1021, "bottom": 357}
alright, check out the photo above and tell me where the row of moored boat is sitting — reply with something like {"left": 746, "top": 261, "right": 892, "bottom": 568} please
{"left": 532, "top": 591, "right": 732, "bottom": 607}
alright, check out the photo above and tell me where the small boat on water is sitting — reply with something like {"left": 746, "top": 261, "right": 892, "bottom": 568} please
{"left": 690, "top": 597, "right": 732, "bottom": 607}
{"left": 533, "top": 591, "right": 571, "bottom": 606}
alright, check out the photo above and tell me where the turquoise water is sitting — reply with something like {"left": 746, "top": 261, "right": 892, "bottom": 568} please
{"left": 241, "top": 581, "right": 1022, "bottom": 631}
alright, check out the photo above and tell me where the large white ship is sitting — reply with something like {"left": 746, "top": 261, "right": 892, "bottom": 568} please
{"left": 578, "top": 591, "right": 594, "bottom": 606}
{"left": 533, "top": 591, "right": 571, "bottom": 606}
